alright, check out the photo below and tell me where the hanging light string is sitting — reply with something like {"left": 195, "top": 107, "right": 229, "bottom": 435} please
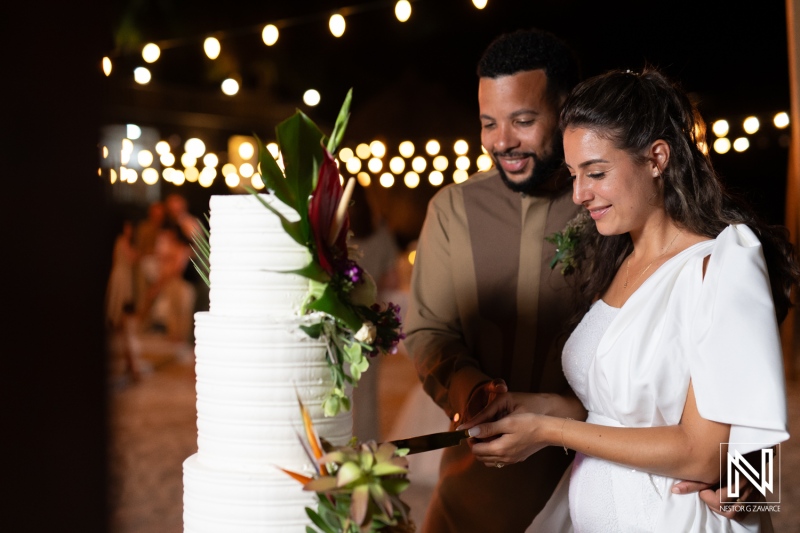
{"left": 104, "top": 0, "right": 422, "bottom": 60}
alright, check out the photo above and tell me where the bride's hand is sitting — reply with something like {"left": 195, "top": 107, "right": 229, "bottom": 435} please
{"left": 463, "top": 412, "right": 556, "bottom": 467}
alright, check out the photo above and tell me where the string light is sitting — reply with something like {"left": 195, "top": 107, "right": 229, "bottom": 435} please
{"left": 712, "top": 120, "right": 729, "bottom": 137}
{"left": 250, "top": 174, "right": 265, "bottom": 189}
{"left": 473, "top": 0, "right": 489, "bottom": 8}
{"left": 432, "top": 155, "right": 448, "bottom": 171}
{"left": 303, "top": 89, "right": 321, "bottom": 106}
{"left": 370, "top": 140, "right": 386, "bottom": 158}
{"left": 125, "top": 168, "right": 139, "bottom": 183}
{"left": 126, "top": 124, "right": 142, "bottom": 140}
{"left": 142, "top": 167, "right": 159, "bottom": 184}
{"left": 102, "top": 57, "right": 112, "bottom": 76}
{"left": 743, "top": 116, "right": 760, "bottom": 134}
{"left": 221, "top": 78, "right": 239, "bottom": 95}
{"left": 367, "top": 158, "right": 383, "bottom": 173}
{"left": 346, "top": 158, "right": 362, "bottom": 173}
{"left": 357, "top": 172, "right": 371, "bottom": 186}
{"left": 733, "top": 137, "right": 750, "bottom": 152}
{"left": 160, "top": 153, "right": 175, "bottom": 166}
{"left": 411, "top": 156, "right": 426, "bottom": 172}
{"left": 221, "top": 164, "right": 237, "bottom": 178}
{"left": 389, "top": 156, "right": 405, "bottom": 174}
{"left": 454, "top": 140, "right": 469, "bottom": 155}
{"left": 262, "top": 24, "right": 279, "bottom": 46}
{"left": 428, "top": 171, "right": 444, "bottom": 186}
{"left": 404, "top": 171, "right": 420, "bottom": 188}
{"left": 185, "top": 138, "right": 206, "bottom": 158}
{"left": 774, "top": 112, "right": 790, "bottom": 128}
{"left": 425, "top": 140, "right": 441, "bottom": 155}
{"left": 238, "top": 141, "right": 254, "bottom": 159}
{"left": 204, "top": 37, "right": 221, "bottom": 59}
{"left": 225, "top": 172, "right": 240, "bottom": 188}
{"left": 338, "top": 147, "right": 354, "bottom": 162}
{"left": 155, "top": 140, "right": 171, "bottom": 155}
{"left": 355, "top": 143, "right": 371, "bottom": 159}
{"left": 137, "top": 150, "right": 154, "bottom": 167}
{"left": 772, "top": 111, "right": 789, "bottom": 130}
{"left": 181, "top": 153, "right": 197, "bottom": 168}
{"left": 398, "top": 141, "right": 415, "bottom": 157}
{"left": 133, "top": 67, "right": 151, "bottom": 84}
{"left": 476, "top": 153, "right": 493, "bottom": 171}
{"left": 199, "top": 168, "right": 216, "bottom": 187}
{"left": 713, "top": 138, "right": 731, "bottom": 154}
{"left": 142, "top": 43, "right": 161, "bottom": 63}
{"left": 395, "top": 1, "right": 411, "bottom": 22}
{"left": 379, "top": 172, "right": 394, "bottom": 187}
{"left": 203, "top": 153, "right": 219, "bottom": 167}
{"left": 239, "top": 163, "right": 255, "bottom": 178}
{"left": 329, "top": 14, "right": 346, "bottom": 37}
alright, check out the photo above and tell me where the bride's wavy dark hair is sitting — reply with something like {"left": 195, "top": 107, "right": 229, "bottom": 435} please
{"left": 559, "top": 68, "right": 798, "bottom": 324}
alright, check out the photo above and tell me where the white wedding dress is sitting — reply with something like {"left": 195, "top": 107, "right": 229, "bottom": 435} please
{"left": 530, "top": 225, "right": 788, "bottom": 533}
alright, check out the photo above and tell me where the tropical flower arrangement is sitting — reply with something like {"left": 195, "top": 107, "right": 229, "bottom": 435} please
{"left": 194, "top": 89, "right": 404, "bottom": 416}
{"left": 280, "top": 397, "right": 415, "bottom": 533}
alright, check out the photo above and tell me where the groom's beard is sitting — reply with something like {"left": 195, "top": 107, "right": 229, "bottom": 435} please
{"left": 494, "top": 149, "right": 563, "bottom": 195}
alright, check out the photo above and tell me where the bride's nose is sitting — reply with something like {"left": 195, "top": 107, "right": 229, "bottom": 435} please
{"left": 572, "top": 175, "right": 592, "bottom": 206}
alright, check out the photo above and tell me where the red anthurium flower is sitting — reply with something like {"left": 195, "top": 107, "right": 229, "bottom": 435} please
{"left": 308, "top": 148, "right": 349, "bottom": 274}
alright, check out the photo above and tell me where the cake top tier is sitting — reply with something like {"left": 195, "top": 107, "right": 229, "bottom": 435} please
{"left": 206, "top": 193, "right": 310, "bottom": 317}
{"left": 210, "top": 193, "right": 299, "bottom": 221}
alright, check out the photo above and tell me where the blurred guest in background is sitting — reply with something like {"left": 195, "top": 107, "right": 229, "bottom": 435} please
{"left": 134, "top": 201, "right": 165, "bottom": 310}
{"left": 137, "top": 227, "right": 196, "bottom": 344}
{"left": 163, "top": 192, "right": 208, "bottom": 314}
{"left": 105, "top": 219, "right": 138, "bottom": 331}
{"left": 349, "top": 185, "right": 400, "bottom": 442}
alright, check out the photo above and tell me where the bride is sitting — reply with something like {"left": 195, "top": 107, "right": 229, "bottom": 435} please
{"left": 461, "top": 69, "right": 795, "bottom": 532}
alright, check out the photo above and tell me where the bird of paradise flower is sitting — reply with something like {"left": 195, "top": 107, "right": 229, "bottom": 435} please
{"left": 279, "top": 394, "right": 415, "bottom": 533}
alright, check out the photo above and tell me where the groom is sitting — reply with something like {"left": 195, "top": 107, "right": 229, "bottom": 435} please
{"left": 404, "top": 28, "right": 751, "bottom": 532}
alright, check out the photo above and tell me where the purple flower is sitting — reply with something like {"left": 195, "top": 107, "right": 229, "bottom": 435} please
{"left": 343, "top": 262, "right": 363, "bottom": 284}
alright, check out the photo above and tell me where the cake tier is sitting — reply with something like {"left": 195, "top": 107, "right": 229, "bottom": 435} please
{"left": 193, "top": 312, "right": 353, "bottom": 472}
{"left": 183, "top": 454, "right": 316, "bottom": 533}
{"left": 207, "top": 194, "right": 311, "bottom": 317}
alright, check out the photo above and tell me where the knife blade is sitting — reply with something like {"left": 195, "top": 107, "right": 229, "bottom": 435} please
{"left": 388, "top": 429, "right": 471, "bottom": 455}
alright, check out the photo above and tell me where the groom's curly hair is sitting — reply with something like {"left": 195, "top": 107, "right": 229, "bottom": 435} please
{"left": 477, "top": 28, "right": 581, "bottom": 107}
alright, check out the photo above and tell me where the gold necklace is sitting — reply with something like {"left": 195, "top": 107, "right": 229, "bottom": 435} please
{"left": 623, "top": 230, "right": 682, "bottom": 290}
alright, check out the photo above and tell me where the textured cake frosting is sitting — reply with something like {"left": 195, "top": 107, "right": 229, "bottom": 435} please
{"left": 183, "top": 194, "right": 353, "bottom": 532}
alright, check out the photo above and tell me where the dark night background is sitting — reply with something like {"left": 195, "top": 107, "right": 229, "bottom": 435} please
{"left": 4, "top": 1, "right": 793, "bottom": 531}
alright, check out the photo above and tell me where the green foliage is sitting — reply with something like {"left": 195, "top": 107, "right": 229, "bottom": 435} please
{"left": 190, "top": 215, "right": 211, "bottom": 287}
{"left": 243, "top": 91, "right": 404, "bottom": 418}
{"left": 303, "top": 441, "right": 414, "bottom": 533}
{"left": 545, "top": 212, "right": 588, "bottom": 275}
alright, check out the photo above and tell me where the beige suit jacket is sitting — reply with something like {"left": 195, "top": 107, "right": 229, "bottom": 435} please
{"left": 405, "top": 169, "right": 579, "bottom": 532}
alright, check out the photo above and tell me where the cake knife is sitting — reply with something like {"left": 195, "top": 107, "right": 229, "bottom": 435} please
{"left": 388, "top": 429, "right": 471, "bottom": 455}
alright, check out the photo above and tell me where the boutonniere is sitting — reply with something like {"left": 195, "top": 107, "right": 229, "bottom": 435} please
{"left": 545, "top": 211, "right": 589, "bottom": 275}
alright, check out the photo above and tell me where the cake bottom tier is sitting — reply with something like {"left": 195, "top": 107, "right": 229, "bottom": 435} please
{"left": 183, "top": 454, "right": 318, "bottom": 533}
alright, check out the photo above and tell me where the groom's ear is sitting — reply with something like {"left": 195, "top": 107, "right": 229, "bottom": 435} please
{"left": 648, "top": 139, "right": 670, "bottom": 178}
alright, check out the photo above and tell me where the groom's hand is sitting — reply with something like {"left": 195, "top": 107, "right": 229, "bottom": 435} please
{"left": 671, "top": 478, "right": 754, "bottom": 520}
{"left": 463, "top": 378, "right": 508, "bottom": 424}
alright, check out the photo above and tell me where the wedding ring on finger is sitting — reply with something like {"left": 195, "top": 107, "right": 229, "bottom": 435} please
{"left": 495, "top": 462, "right": 504, "bottom": 469}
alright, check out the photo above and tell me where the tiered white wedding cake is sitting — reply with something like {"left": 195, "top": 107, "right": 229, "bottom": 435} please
{"left": 183, "top": 193, "right": 353, "bottom": 532}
